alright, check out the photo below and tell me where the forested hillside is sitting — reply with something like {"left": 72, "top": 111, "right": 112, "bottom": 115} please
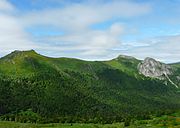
{"left": 0, "top": 50, "right": 179, "bottom": 124}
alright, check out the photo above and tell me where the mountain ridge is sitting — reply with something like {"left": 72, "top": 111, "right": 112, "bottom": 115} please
{"left": 0, "top": 50, "right": 179, "bottom": 87}
{"left": 1, "top": 49, "right": 179, "bottom": 64}
{"left": 0, "top": 50, "right": 179, "bottom": 123}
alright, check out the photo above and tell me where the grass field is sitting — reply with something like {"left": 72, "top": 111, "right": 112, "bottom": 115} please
{"left": 0, "top": 122, "right": 125, "bottom": 128}
{"left": 0, "top": 112, "right": 179, "bottom": 128}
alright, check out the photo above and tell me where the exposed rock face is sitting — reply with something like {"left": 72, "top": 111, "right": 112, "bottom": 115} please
{"left": 138, "top": 57, "right": 172, "bottom": 79}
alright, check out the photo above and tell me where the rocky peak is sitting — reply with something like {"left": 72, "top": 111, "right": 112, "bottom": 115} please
{"left": 138, "top": 57, "right": 172, "bottom": 79}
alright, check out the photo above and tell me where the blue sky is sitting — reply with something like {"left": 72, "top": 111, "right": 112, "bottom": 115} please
{"left": 0, "top": 0, "right": 180, "bottom": 63}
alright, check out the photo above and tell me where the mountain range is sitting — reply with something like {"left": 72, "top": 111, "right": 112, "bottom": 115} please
{"left": 0, "top": 50, "right": 179, "bottom": 123}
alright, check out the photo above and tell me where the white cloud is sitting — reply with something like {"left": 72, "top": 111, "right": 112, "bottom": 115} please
{"left": 0, "top": 0, "right": 37, "bottom": 56}
{"left": 21, "top": 1, "right": 151, "bottom": 31}
{"left": 0, "top": 0, "right": 152, "bottom": 59}
{"left": 0, "top": 0, "right": 178, "bottom": 63}
{"left": 34, "top": 23, "right": 124, "bottom": 59}
{"left": 0, "top": 0, "right": 14, "bottom": 12}
{"left": 19, "top": 0, "right": 151, "bottom": 58}
{"left": 119, "top": 35, "right": 180, "bottom": 63}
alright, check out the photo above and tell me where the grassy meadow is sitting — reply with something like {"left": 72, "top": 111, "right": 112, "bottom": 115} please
{"left": 0, "top": 122, "right": 125, "bottom": 128}
{"left": 0, "top": 112, "right": 179, "bottom": 128}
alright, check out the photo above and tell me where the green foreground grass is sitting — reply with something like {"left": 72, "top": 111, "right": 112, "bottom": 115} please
{"left": 0, "top": 113, "right": 179, "bottom": 128}
{"left": 0, "top": 122, "right": 125, "bottom": 128}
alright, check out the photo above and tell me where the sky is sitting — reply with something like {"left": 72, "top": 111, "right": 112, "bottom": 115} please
{"left": 0, "top": 0, "right": 180, "bottom": 63}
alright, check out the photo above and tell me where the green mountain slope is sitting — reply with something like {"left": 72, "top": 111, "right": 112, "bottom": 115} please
{"left": 0, "top": 50, "right": 179, "bottom": 123}
{"left": 168, "top": 62, "right": 180, "bottom": 87}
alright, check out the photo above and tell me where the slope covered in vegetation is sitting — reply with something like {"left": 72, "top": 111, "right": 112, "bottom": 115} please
{"left": 0, "top": 50, "right": 179, "bottom": 123}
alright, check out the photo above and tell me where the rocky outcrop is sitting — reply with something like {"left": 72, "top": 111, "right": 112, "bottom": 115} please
{"left": 138, "top": 57, "right": 172, "bottom": 79}
{"left": 138, "top": 57, "right": 179, "bottom": 88}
